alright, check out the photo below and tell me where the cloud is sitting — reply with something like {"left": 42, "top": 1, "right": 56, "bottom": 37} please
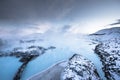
{"left": 0, "top": 22, "right": 52, "bottom": 38}
{"left": 0, "top": 0, "right": 74, "bottom": 22}
{"left": 55, "top": 0, "right": 74, "bottom": 20}
{"left": 21, "top": 22, "right": 52, "bottom": 35}
{"left": 68, "top": 25, "right": 81, "bottom": 34}
{"left": 61, "top": 25, "right": 71, "bottom": 33}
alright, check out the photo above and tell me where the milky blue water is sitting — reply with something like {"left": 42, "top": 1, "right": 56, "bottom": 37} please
{"left": 22, "top": 47, "right": 74, "bottom": 80}
{"left": 0, "top": 38, "right": 105, "bottom": 80}
{"left": 22, "top": 41, "right": 105, "bottom": 80}
{"left": 0, "top": 57, "right": 22, "bottom": 80}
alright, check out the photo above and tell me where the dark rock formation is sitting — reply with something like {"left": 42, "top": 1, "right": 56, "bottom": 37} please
{"left": 0, "top": 45, "right": 56, "bottom": 80}
{"left": 13, "top": 55, "right": 37, "bottom": 80}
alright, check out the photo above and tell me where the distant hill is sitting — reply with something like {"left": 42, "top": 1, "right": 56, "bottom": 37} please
{"left": 93, "top": 27, "right": 120, "bottom": 35}
{"left": 89, "top": 27, "right": 120, "bottom": 42}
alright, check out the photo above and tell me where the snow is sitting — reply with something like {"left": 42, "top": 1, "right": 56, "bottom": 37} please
{"left": 91, "top": 27, "right": 120, "bottom": 80}
{"left": 0, "top": 33, "right": 104, "bottom": 80}
{"left": 94, "top": 38, "right": 120, "bottom": 80}
{"left": 0, "top": 27, "right": 120, "bottom": 80}
{"left": 61, "top": 54, "right": 101, "bottom": 80}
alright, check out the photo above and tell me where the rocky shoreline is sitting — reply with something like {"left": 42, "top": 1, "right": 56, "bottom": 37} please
{"left": 0, "top": 45, "right": 56, "bottom": 80}
{"left": 94, "top": 38, "right": 120, "bottom": 80}
{"left": 28, "top": 54, "right": 101, "bottom": 80}
{"left": 13, "top": 55, "right": 36, "bottom": 80}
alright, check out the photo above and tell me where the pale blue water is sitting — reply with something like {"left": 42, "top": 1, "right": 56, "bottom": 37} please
{"left": 22, "top": 43, "right": 105, "bottom": 80}
{"left": 0, "top": 57, "right": 22, "bottom": 80}
{"left": 22, "top": 47, "right": 74, "bottom": 80}
{"left": 0, "top": 39, "right": 105, "bottom": 80}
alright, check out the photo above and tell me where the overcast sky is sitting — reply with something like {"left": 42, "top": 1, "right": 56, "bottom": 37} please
{"left": 0, "top": 0, "right": 120, "bottom": 36}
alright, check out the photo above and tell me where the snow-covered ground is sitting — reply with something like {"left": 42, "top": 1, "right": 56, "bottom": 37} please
{"left": 89, "top": 27, "right": 120, "bottom": 80}
{"left": 95, "top": 38, "right": 120, "bottom": 80}
{"left": 0, "top": 27, "right": 120, "bottom": 80}
{"left": 28, "top": 54, "right": 101, "bottom": 80}
{"left": 0, "top": 33, "right": 104, "bottom": 80}
{"left": 61, "top": 54, "right": 101, "bottom": 80}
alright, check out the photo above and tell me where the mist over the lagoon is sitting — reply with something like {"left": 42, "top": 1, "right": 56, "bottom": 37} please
{"left": 0, "top": 0, "right": 120, "bottom": 37}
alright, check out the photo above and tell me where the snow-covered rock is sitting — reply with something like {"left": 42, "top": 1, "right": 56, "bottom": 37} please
{"left": 28, "top": 54, "right": 101, "bottom": 80}
{"left": 61, "top": 54, "right": 101, "bottom": 80}
{"left": 87, "top": 26, "right": 120, "bottom": 80}
{"left": 1, "top": 25, "right": 120, "bottom": 80}
{"left": 95, "top": 38, "right": 120, "bottom": 80}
